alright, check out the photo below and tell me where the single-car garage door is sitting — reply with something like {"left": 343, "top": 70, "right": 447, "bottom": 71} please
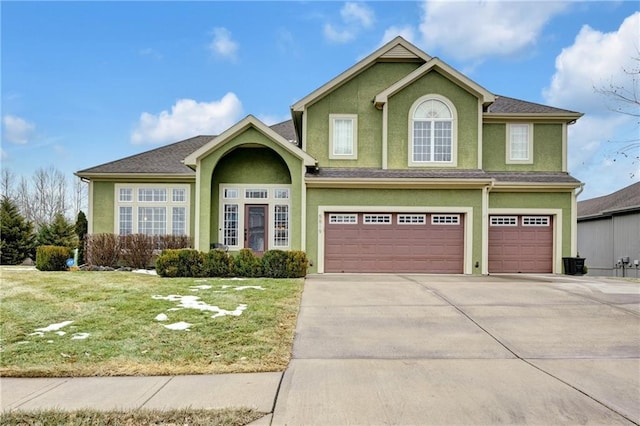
{"left": 488, "top": 215, "right": 553, "bottom": 273}
{"left": 324, "top": 212, "right": 464, "bottom": 273}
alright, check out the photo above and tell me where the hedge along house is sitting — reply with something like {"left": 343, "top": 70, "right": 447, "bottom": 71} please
{"left": 76, "top": 37, "right": 583, "bottom": 275}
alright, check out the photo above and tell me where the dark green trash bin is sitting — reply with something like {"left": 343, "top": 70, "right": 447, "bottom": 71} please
{"left": 563, "top": 257, "right": 585, "bottom": 275}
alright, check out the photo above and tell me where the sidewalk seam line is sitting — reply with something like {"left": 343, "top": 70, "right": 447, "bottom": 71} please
{"left": 139, "top": 376, "right": 174, "bottom": 409}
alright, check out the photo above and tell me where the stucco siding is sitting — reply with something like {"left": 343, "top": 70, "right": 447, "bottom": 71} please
{"left": 483, "top": 123, "right": 564, "bottom": 171}
{"left": 387, "top": 71, "right": 479, "bottom": 169}
{"left": 305, "top": 62, "right": 421, "bottom": 168}
{"left": 305, "top": 187, "right": 483, "bottom": 274}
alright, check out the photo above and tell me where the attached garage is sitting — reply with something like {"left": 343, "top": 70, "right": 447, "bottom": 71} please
{"left": 488, "top": 215, "right": 553, "bottom": 273}
{"left": 324, "top": 212, "right": 464, "bottom": 273}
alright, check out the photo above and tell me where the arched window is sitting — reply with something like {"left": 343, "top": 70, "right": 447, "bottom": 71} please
{"left": 410, "top": 97, "right": 456, "bottom": 165}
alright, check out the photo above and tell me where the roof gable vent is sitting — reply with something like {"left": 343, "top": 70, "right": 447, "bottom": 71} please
{"left": 380, "top": 44, "right": 421, "bottom": 61}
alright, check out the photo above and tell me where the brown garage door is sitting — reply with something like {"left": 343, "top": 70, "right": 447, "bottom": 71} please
{"left": 488, "top": 215, "right": 553, "bottom": 273}
{"left": 324, "top": 213, "right": 464, "bottom": 273}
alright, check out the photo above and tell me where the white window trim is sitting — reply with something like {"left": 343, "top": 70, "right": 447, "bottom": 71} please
{"left": 114, "top": 184, "right": 190, "bottom": 236}
{"left": 329, "top": 114, "right": 358, "bottom": 160}
{"left": 490, "top": 216, "right": 518, "bottom": 226}
{"left": 397, "top": 214, "right": 426, "bottom": 225}
{"left": 329, "top": 214, "right": 358, "bottom": 224}
{"left": 408, "top": 94, "right": 458, "bottom": 167}
{"left": 219, "top": 184, "right": 292, "bottom": 251}
{"left": 431, "top": 214, "right": 460, "bottom": 225}
{"left": 506, "top": 123, "right": 534, "bottom": 164}
{"left": 363, "top": 214, "right": 392, "bottom": 224}
{"left": 522, "top": 216, "right": 550, "bottom": 226}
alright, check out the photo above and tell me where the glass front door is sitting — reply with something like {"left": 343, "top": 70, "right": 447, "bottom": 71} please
{"left": 245, "top": 204, "right": 268, "bottom": 254}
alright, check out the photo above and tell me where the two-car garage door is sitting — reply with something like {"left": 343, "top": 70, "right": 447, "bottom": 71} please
{"left": 324, "top": 212, "right": 464, "bottom": 273}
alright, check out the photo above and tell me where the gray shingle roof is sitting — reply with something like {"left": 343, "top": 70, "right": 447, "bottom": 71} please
{"left": 578, "top": 182, "right": 640, "bottom": 218}
{"left": 487, "top": 95, "right": 581, "bottom": 115}
{"left": 306, "top": 168, "right": 581, "bottom": 185}
{"left": 77, "top": 120, "right": 297, "bottom": 176}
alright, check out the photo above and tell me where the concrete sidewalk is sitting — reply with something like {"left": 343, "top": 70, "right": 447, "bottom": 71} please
{"left": 1, "top": 372, "right": 281, "bottom": 423}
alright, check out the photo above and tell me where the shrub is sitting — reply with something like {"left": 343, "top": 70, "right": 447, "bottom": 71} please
{"left": 75, "top": 211, "right": 88, "bottom": 265}
{"left": 233, "top": 249, "right": 263, "bottom": 278}
{"left": 262, "top": 250, "right": 289, "bottom": 278}
{"left": 155, "top": 249, "right": 203, "bottom": 277}
{"left": 286, "top": 250, "right": 309, "bottom": 278}
{"left": 36, "top": 245, "right": 71, "bottom": 271}
{"left": 120, "top": 234, "right": 155, "bottom": 269}
{"left": 202, "top": 249, "right": 234, "bottom": 277}
{"left": 155, "top": 249, "right": 181, "bottom": 277}
{"left": 85, "top": 233, "right": 121, "bottom": 267}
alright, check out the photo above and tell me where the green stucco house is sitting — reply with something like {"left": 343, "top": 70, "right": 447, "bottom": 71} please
{"left": 76, "top": 37, "right": 583, "bottom": 275}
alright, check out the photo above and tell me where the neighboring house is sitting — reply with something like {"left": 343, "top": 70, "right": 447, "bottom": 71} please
{"left": 76, "top": 37, "right": 584, "bottom": 275}
{"left": 577, "top": 182, "right": 640, "bottom": 278}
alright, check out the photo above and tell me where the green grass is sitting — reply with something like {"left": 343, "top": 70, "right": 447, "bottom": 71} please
{"left": 0, "top": 408, "right": 264, "bottom": 426}
{"left": 0, "top": 267, "right": 303, "bottom": 377}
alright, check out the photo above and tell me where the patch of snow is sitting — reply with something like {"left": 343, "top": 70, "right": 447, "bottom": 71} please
{"left": 132, "top": 269, "right": 157, "bottom": 275}
{"left": 35, "top": 320, "right": 73, "bottom": 332}
{"left": 55, "top": 331, "right": 66, "bottom": 336}
{"left": 28, "top": 331, "right": 45, "bottom": 337}
{"left": 164, "top": 321, "right": 191, "bottom": 331}
{"left": 221, "top": 277, "right": 248, "bottom": 281}
{"left": 153, "top": 294, "right": 248, "bottom": 319}
{"left": 16, "top": 341, "right": 29, "bottom": 345}
{"left": 155, "top": 313, "right": 168, "bottom": 321}
{"left": 47, "top": 340, "right": 54, "bottom": 344}
{"left": 71, "top": 333, "right": 91, "bottom": 340}
{"left": 190, "top": 285, "right": 212, "bottom": 291}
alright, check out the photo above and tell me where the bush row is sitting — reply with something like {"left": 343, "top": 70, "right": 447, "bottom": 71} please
{"left": 156, "top": 248, "right": 308, "bottom": 278}
{"left": 85, "top": 233, "right": 192, "bottom": 269}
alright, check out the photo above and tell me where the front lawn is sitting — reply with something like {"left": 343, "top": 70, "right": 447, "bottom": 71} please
{"left": 0, "top": 267, "right": 304, "bottom": 377}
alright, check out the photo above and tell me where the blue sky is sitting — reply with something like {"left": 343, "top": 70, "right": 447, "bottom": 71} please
{"left": 2, "top": 1, "right": 638, "bottom": 200}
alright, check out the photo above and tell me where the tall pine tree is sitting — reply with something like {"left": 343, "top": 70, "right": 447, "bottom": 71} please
{"left": 0, "top": 196, "right": 35, "bottom": 265}
{"left": 37, "top": 213, "right": 77, "bottom": 249}
{"left": 75, "top": 210, "right": 88, "bottom": 265}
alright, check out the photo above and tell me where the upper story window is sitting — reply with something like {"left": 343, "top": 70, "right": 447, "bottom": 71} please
{"left": 507, "top": 123, "right": 533, "bottom": 164}
{"left": 410, "top": 96, "right": 457, "bottom": 166}
{"left": 329, "top": 114, "right": 357, "bottom": 160}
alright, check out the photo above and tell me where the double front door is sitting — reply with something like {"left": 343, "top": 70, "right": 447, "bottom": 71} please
{"left": 245, "top": 204, "right": 268, "bottom": 255}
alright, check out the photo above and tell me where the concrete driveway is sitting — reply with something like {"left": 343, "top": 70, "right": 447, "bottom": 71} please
{"left": 272, "top": 274, "right": 640, "bottom": 425}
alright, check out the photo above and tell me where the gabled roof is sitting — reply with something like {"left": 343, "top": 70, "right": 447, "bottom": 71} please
{"left": 76, "top": 120, "right": 298, "bottom": 177}
{"left": 374, "top": 57, "right": 495, "bottom": 108}
{"left": 183, "top": 115, "right": 316, "bottom": 167}
{"left": 578, "top": 181, "right": 640, "bottom": 219}
{"left": 291, "top": 36, "right": 430, "bottom": 114}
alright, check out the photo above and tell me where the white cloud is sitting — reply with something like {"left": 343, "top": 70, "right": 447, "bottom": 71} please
{"left": 324, "top": 23, "right": 355, "bottom": 44}
{"left": 209, "top": 27, "right": 238, "bottom": 61}
{"left": 2, "top": 115, "right": 35, "bottom": 145}
{"left": 324, "top": 2, "right": 375, "bottom": 44}
{"left": 544, "top": 12, "right": 639, "bottom": 115}
{"left": 131, "top": 94, "right": 243, "bottom": 145}
{"left": 341, "top": 2, "right": 374, "bottom": 28}
{"left": 419, "top": 0, "right": 568, "bottom": 61}
{"left": 544, "top": 12, "right": 640, "bottom": 199}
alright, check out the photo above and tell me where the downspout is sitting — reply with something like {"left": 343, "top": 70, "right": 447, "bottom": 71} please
{"left": 481, "top": 179, "right": 495, "bottom": 275}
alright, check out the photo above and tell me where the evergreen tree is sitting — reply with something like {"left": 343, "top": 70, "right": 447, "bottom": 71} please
{"left": 0, "top": 196, "right": 35, "bottom": 265}
{"left": 75, "top": 210, "right": 88, "bottom": 265}
{"left": 37, "top": 213, "right": 77, "bottom": 249}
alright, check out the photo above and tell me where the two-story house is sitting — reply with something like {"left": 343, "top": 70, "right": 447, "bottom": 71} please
{"left": 76, "top": 37, "right": 583, "bottom": 275}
